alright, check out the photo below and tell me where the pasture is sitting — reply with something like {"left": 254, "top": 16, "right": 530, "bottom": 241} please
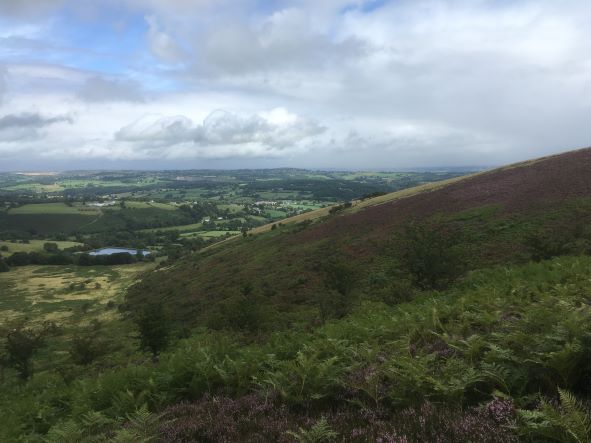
{"left": 0, "top": 240, "right": 82, "bottom": 256}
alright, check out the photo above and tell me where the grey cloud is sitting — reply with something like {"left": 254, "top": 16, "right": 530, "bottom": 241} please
{"left": 0, "top": 113, "right": 72, "bottom": 129}
{"left": 0, "top": 113, "right": 73, "bottom": 142}
{"left": 77, "top": 76, "right": 145, "bottom": 102}
{"left": 0, "top": 67, "right": 5, "bottom": 103}
{"left": 0, "top": 0, "right": 65, "bottom": 17}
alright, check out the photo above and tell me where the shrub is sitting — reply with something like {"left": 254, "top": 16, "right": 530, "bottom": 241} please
{"left": 399, "top": 221, "right": 466, "bottom": 290}
{"left": 135, "top": 301, "right": 171, "bottom": 358}
{"left": 69, "top": 334, "right": 108, "bottom": 366}
{"left": 3, "top": 325, "right": 44, "bottom": 380}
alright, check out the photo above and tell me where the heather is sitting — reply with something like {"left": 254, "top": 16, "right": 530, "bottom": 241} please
{"left": 3, "top": 255, "right": 591, "bottom": 441}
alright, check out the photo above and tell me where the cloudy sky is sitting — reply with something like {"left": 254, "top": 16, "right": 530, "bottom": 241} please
{"left": 1, "top": 0, "right": 590, "bottom": 170}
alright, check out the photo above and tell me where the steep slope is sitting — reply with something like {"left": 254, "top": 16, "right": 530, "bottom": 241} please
{"left": 126, "top": 147, "right": 591, "bottom": 328}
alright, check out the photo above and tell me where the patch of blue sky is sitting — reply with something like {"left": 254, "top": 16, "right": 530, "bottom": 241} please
{"left": 47, "top": 9, "right": 148, "bottom": 76}
{"left": 341, "top": 0, "right": 389, "bottom": 15}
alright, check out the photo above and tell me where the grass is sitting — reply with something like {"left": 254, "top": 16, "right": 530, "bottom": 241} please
{"left": 0, "top": 261, "right": 158, "bottom": 328}
{"left": 0, "top": 240, "right": 82, "bottom": 256}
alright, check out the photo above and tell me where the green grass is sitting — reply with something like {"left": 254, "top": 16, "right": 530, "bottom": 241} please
{"left": 4, "top": 183, "right": 63, "bottom": 192}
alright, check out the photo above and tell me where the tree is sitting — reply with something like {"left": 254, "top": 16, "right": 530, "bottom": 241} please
{"left": 0, "top": 259, "right": 9, "bottom": 273}
{"left": 4, "top": 326, "right": 44, "bottom": 380}
{"left": 43, "top": 242, "right": 59, "bottom": 253}
{"left": 135, "top": 302, "right": 171, "bottom": 359}
{"left": 70, "top": 334, "right": 108, "bottom": 365}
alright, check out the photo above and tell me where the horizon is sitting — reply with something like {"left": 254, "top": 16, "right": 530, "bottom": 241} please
{"left": 1, "top": 165, "right": 487, "bottom": 174}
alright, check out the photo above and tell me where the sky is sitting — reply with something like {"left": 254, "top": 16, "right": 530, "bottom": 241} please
{"left": 0, "top": 0, "right": 590, "bottom": 171}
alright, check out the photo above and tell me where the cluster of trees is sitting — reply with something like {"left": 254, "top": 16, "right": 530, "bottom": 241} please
{"left": 328, "top": 201, "right": 353, "bottom": 214}
{"left": 3, "top": 249, "right": 153, "bottom": 269}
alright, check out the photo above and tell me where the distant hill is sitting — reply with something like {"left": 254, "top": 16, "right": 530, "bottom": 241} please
{"left": 126, "top": 147, "right": 591, "bottom": 328}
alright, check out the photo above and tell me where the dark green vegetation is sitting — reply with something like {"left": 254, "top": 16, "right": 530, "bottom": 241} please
{"left": 3, "top": 150, "right": 591, "bottom": 441}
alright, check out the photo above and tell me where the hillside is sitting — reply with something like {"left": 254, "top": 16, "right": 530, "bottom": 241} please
{"left": 4, "top": 148, "right": 591, "bottom": 442}
{"left": 126, "top": 147, "right": 591, "bottom": 328}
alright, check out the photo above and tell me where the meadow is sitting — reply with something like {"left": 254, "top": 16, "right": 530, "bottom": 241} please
{"left": 0, "top": 240, "right": 82, "bottom": 256}
{"left": 0, "top": 261, "right": 158, "bottom": 328}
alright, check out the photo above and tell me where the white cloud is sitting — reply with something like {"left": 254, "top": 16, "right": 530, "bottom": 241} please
{"left": 114, "top": 108, "right": 325, "bottom": 158}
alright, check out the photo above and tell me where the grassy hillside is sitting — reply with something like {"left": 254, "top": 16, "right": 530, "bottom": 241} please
{"left": 126, "top": 148, "right": 591, "bottom": 329}
{"left": 3, "top": 148, "right": 591, "bottom": 441}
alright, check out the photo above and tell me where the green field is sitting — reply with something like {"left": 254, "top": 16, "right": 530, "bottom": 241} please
{"left": 0, "top": 240, "right": 82, "bottom": 256}
{"left": 4, "top": 183, "right": 63, "bottom": 192}
{"left": 8, "top": 203, "right": 99, "bottom": 216}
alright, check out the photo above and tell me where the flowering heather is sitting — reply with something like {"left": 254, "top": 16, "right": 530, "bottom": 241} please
{"left": 157, "top": 394, "right": 518, "bottom": 442}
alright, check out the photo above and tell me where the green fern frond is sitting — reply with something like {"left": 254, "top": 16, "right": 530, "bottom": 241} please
{"left": 286, "top": 417, "right": 338, "bottom": 443}
{"left": 558, "top": 388, "right": 591, "bottom": 443}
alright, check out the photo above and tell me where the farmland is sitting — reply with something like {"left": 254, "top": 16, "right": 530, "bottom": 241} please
{"left": 0, "top": 169, "right": 467, "bottom": 250}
